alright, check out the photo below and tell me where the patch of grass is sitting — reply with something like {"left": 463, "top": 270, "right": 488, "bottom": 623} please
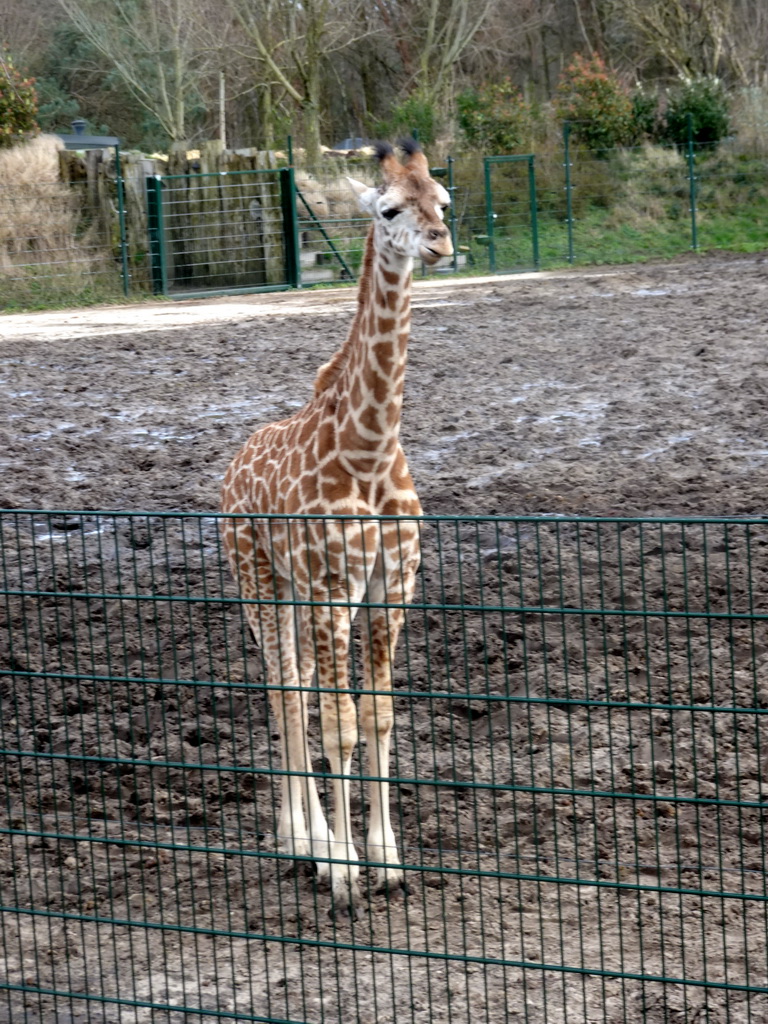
{"left": 1, "top": 272, "right": 149, "bottom": 313}
{"left": 566, "top": 210, "right": 694, "bottom": 265}
{"left": 446, "top": 203, "right": 767, "bottom": 277}
{"left": 444, "top": 143, "right": 767, "bottom": 275}
{"left": 451, "top": 192, "right": 764, "bottom": 275}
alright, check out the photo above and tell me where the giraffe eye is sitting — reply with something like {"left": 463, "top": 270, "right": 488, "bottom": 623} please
{"left": 381, "top": 208, "right": 401, "bottom": 220}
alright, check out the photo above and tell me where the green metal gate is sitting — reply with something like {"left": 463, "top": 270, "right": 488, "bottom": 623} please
{"left": 483, "top": 155, "right": 540, "bottom": 274}
{"left": 146, "top": 168, "right": 300, "bottom": 298}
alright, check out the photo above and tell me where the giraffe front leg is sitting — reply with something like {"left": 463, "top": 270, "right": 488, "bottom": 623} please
{"left": 360, "top": 688, "right": 405, "bottom": 895}
{"left": 242, "top": 557, "right": 334, "bottom": 874}
{"left": 271, "top": 686, "right": 335, "bottom": 873}
{"left": 359, "top": 545, "right": 420, "bottom": 896}
{"left": 271, "top": 687, "right": 311, "bottom": 861}
{"left": 315, "top": 604, "right": 361, "bottom": 917}
{"left": 294, "top": 610, "right": 337, "bottom": 881}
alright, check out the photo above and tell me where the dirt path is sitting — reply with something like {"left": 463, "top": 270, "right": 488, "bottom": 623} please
{"left": 1, "top": 252, "right": 766, "bottom": 517}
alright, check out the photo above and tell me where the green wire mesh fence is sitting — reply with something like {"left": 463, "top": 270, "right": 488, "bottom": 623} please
{"left": 4, "top": 130, "right": 768, "bottom": 308}
{"left": 1, "top": 510, "right": 767, "bottom": 1023}
{"left": 693, "top": 140, "right": 768, "bottom": 252}
{"left": 294, "top": 170, "right": 369, "bottom": 285}
{"left": 0, "top": 177, "right": 128, "bottom": 310}
{"left": 138, "top": 139, "right": 768, "bottom": 298}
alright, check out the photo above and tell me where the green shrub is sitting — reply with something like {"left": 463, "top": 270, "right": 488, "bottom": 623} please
{"left": 0, "top": 54, "right": 39, "bottom": 147}
{"left": 630, "top": 86, "right": 661, "bottom": 142}
{"left": 663, "top": 77, "right": 730, "bottom": 146}
{"left": 375, "top": 94, "right": 438, "bottom": 146}
{"left": 555, "top": 53, "right": 633, "bottom": 152}
{"left": 456, "top": 79, "right": 533, "bottom": 154}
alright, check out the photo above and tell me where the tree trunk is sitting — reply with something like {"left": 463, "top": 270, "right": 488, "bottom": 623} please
{"left": 259, "top": 86, "right": 275, "bottom": 152}
{"left": 302, "top": 100, "right": 322, "bottom": 166}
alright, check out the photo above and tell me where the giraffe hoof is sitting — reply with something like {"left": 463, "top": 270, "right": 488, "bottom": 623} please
{"left": 328, "top": 898, "right": 363, "bottom": 921}
{"left": 283, "top": 859, "right": 316, "bottom": 880}
{"left": 376, "top": 878, "right": 411, "bottom": 899}
{"left": 328, "top": 879, "right": 363, "bottom": 920}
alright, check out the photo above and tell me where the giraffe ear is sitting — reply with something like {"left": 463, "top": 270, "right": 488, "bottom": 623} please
{"left": 346, "top": 176, "right": 377, "bottom": 214}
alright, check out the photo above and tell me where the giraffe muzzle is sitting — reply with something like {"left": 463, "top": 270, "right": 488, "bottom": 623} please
{"left": 420, "top": 239, "right": 454, "bottom": 265}
{"left": 420, "top": 225, "right": 453, "bottom": 264}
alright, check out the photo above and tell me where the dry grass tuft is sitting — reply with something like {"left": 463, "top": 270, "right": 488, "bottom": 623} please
{"left": 605, "top": 144, "right": 687, "bottom": 228}
{"left": 0, "top": 135, "right": 113, "bottom": 302}
{"left": 1, "top": 135, "right": 77, "bottom": 275}
{"left": 0, "top": 133, "right": 63, "bottom": 186}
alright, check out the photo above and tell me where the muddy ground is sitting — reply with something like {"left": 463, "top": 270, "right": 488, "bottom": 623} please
{"left": 1, "top": 254, "right": 768, "bottom": 1024}
{"left": 1, "top": 253, "right": 768, "bottom": 518}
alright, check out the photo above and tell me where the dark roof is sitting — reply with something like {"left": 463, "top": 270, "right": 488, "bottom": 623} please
{"left": 57, "top": 134, "right": 121, "bottom": 150}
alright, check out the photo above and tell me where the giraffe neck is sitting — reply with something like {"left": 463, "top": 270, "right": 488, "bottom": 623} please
{"left": 331, "top": 225, "right": 413, "bottom": 466}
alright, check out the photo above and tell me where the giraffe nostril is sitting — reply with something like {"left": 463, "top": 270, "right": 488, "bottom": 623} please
{"left": 427, "top": 228, "right": 448, "bottom": 242}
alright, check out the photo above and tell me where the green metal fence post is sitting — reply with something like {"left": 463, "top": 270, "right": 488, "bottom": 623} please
{"left": 287, "top": 134, "right": 294, "bottom": 166}
{"left": 483, "top": 157, "right": 496, "bottom": 273}
{"left": 280, "top": 166, "right": 301, "bottom": 287}
{"left": 114, "top": 144, "right": 130, "bottom": 296}
{"left": 563, "top": 121, "right": 575, "bottom": 263}
{"left": 528, "top": 155, "right": 540, "bottom": 270}
{"left": 687, "top": 112, "right": 698, "bottom": 251}
{"left": 146, "top": 175, "right": 167, "bottom": 296}
{"left": 447, "top": 155, "right": 458, "bottom": 273}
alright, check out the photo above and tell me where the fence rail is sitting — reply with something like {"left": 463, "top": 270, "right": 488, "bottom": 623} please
{"left": 1, "top": 509, "right": 767, "bottom": 1023}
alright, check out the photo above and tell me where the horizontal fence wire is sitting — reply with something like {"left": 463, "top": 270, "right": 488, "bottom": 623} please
{"left": 564, "top": 141, "right": 693, "bottom": 265}
{"left": 1, "top": 510, "right": 768, "bottom": 1024}
{"left": 694, "top": 139, "right": 768, "bottom": 253}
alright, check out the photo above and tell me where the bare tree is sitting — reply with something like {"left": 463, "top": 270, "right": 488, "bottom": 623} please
{"left": 54, "top": 0, "right": 216, "bottom": 140}
{"left": 612, "top": 0, "right": 766, "bottom": 84}
{"left": 0, "top": 0, "right": 59, "bottom": 62}
{"left": 226, "top": 0, "right": 375, "bottom": 161}
{"left": 371, "top": 0, "right": 496, "bottom": 107}
{"left": 32, "top": 0, "right": 768, "bottom": 152}
{"left": 724, "top": 0, "right": 768, "bottom": 85}
{"left": 458, "top": 0, "right": 553, "bottom": 97}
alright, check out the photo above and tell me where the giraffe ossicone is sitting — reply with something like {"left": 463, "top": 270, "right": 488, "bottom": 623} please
{"left": 220, "top": 140, "right": 452, "bottom": 916}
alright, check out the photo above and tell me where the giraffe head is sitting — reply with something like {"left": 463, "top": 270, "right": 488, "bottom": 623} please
{"left": 347, "top": 140, "right": 453, "bottom": 266}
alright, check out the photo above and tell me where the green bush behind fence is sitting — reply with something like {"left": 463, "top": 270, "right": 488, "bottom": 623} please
{"left": 2, "top": 509, "right": 767, "bottom": 1022}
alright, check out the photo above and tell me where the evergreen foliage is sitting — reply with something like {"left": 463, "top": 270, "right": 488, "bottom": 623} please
{"left": 375, "top": 94, "right": 439, "bottom": 147}
{"left": 630, "top": 86, "right": 661, "bottom": 142}
{"left": 456, "top": 80, "right": 532, "bottom": 154}
{"left": 663, "top": 78, "right": 731, "bottom": 146}
{"left": 554, "top": 54, "right": 633, "bottom": 152}
{"left": 0, "top": 54, "right": 39, "bottom": 147}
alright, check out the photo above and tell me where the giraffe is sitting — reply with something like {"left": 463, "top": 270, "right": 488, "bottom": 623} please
{"left": 220, "top": 140, "right": 453, "bottom": 916}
